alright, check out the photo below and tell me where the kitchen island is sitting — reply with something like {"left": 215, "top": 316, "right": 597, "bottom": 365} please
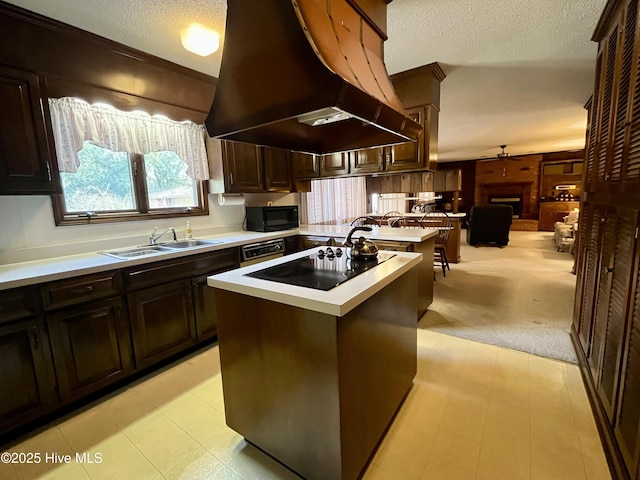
{"left": 208, "top": 249, "right": 422, "bottom": 480}
{"left": 299, "top": 224, "right": 437, "bottom": 317}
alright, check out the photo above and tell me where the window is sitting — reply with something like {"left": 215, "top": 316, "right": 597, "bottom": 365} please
{"left": 49, "top": 97, "right": 209, "bottom": 225}
{"left": 301, "top": 176, "right": 367, "bottom": 225}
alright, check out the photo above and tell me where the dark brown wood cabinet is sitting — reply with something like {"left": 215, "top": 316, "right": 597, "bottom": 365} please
{"left": 262, "top": 147, "right": 293, "bottom": 192}
{"left": 128, "top": 279, "right": 197, "bottom": 370}
{"left": 223, "top": 141, "right": 293, "bottom": 192}
{"left": 0, "top": 318, "right": 57, "bottom": 433}
{"left": 47, "top": 297, "right": 133, "bottom": 402}
{"left": 350, "top": 147, "right": 384, "bottom": 174}
{"left": 222, "top": 141, "right": 264, "bottom": 193}
{"left": 192, "top": 274, "right": 218, "bottom": 341}
{"left": 124, "top": 248, "right": 239, "bottom": 367}
{"left": 0, "top": 65, "right": 57, "bottom": 194}
{"left": 42, "top": 271, "right": 132, "bottom": 402}
{"left": 291, "top": 151, "right": 320, "bottom": 179}
{"left": 572, "top": 1, "right": 640, "bottom": 478}
{"left": 320, "top": 152, "right": 350, "bottom": 176}
{"left": 385, "top": 107, "right": 425, "bottom": 172}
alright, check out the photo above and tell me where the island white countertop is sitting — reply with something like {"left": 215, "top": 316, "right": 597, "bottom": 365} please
{"left": 208, "top": 247, "right": 422, "bottom": 317}
{"left": 299, "top": 224, "right": 438, "bottom": 242}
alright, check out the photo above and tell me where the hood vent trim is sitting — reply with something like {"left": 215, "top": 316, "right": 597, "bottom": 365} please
{"left": 205, "top": 0, "right": 421, "bottom": 154}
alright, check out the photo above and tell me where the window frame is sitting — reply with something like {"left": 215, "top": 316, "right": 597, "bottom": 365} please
{"left": 51, "top": 152, "right": 209, "bottom": 226}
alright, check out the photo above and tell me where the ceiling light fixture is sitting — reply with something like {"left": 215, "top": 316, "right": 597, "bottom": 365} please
{"left": 181, "top": 23, "right": 219, "bottom": 57}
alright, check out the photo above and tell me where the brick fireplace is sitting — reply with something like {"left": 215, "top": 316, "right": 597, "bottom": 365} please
{"left": 474, "top": 155, "right": 542, "bottom": 231}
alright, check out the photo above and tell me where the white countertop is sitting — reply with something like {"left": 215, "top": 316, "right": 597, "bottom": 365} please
{"left": 0, "top": 226, "right": 435, "bottom": 291}
{"left": 208, "top": 247, "right": 422, "bottom": 317}
{"left": 0, "top": 230, "right": 297, "bottom": 291}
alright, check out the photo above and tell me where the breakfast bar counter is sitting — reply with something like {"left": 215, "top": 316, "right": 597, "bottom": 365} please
{"left": 208, "top": 249, "right": 422, "bottom": 480}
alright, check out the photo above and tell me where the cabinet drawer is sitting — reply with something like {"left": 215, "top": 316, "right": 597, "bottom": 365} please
{"left": 42, "top": 271, "right": 122, "bottom": 310}
{"left": 0, "top": 286, "right": 41, "bottom": 325}
{"left": 124, "top": 249, "right": 240, "bottom": 291}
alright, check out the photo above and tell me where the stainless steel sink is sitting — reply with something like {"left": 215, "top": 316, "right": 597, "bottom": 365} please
{"left": 160, "top": 239, "right": 221, "bottom": 249}
{"left": 101, "top": 245, "right": 173, "bottom": 259}
{"left": 100, "top": 239, "right": 222, "bottom": 259}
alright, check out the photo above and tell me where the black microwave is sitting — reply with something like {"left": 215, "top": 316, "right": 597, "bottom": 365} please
{"left": 246, "top": 206, "right": 299, "bottom": 232}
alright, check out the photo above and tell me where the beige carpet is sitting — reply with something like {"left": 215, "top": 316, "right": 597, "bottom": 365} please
{"left": 420, "top": 230, "right": 578, "bottom": 363}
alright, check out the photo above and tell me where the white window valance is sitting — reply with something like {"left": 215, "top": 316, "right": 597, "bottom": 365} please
{"left": 48, "top": 97, "right": 210, "bottom": 180}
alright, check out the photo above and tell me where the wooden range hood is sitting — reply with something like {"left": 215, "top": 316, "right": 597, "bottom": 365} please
{"left": 205, "top": 0, "right": 422, "bottom": 155}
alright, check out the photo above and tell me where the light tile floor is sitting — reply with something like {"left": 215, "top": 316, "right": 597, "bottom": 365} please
{"left": 1, "top": 330, "right": 611, "bottom": 480}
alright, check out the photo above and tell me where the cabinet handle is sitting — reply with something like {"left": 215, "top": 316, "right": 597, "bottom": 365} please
{"left": 606, "top": 267, "right": 614, "bottom": 273}
{"left": 386, "top": 152, "right": 392, "bottom": 163}
{"left": 29, "top": 328, "right": 39, "bottom": 350}
{"left": 71, "top": 285, "right": 95, "bottom": 295}
{"left": 229, "top": 172, "right": 234, "bottom": 185}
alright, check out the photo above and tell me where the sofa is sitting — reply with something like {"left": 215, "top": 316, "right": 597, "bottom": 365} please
{"left": 467, "top": 204, "right": 513, "bottom": 246}
{"left": 554, "top": 209, "right": 579, "bottom": 252}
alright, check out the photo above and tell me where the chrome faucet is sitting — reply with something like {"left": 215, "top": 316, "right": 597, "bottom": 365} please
{"left": 149, "top": 227, "right": 177, "bottom": 245}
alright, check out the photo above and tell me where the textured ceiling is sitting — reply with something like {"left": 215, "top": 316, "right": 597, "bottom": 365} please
{"left": 6, "top": 0, "right": 608, "bottom": 161}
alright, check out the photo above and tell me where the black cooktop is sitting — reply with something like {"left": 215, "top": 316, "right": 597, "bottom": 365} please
{"left": 245, "top": 248, "right": 396, "bottom": 291}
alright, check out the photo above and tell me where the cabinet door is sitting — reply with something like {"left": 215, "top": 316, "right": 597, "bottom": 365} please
{"left": 320, "top": 152, "right": 350, "bottom": 176}
{"left": 590, "top": 208, "right": 637, "bottom": 420}
{"left": 614, "top": 228, "right": 640, "bottom": 477}
{"left": 192, "top": 274, "right": 218, "bottom": 342}
{"left": 0, "top": 65, "right": 56, "bottom": 194}
{"left": 291, "top": 151, "right": 319, "bottom": 179}
{"left": 128, "top": 279, "right": 197, "bottom": 369}
{"left": 47, "top": 297, "right": 133, "bottom": 402}
{"left": 222, "top": 141, "right": 264, "bottom": 193}
{"left": 0, "top": 319, "right": 57, "bottom": 433}
{"left": 577, "top": 205, "right": 605, "bottom": 355}
{"left": 385, "top": 107, "right": 425, "bottom": 172}
{"left": 263, "top": 147, "right": 292, "bottom": 192}
{"left": 351, "top": 147, "right": 384, "bottom": 174}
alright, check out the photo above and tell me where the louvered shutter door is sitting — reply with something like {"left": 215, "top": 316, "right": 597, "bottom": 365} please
{"left": 590, "top": 211, "right": 617, "bottom": 378}
{"left": 579, "top": 206, "right": 605, "bottom": 354}
{"left": 626, "top": 0, "right": 640, "bottom": 186}
{"left": 574, "top": 204, "right": 594, "bottom": 337}
{"left": 599, "top": 27, "right": 619, "bottom": 183}
{"left": 613, "top": 0, "right": 638, "bottom": 183}
{"left": 587, "top": 54, "right": 603, "bottom": 191}
{"left": 614, "top": 226, "right": 640, "bottom": 476}
{"left": 597, "top": 210, "right": 637, "bottom": 421}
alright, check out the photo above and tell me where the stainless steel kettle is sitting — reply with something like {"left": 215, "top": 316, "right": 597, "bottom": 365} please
{"left": 343, "top": 226, "right": 379, "bottom": 260}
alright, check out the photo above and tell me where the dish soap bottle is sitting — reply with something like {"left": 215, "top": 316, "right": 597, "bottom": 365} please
{"left": 185, "top": 221, "right": 193, "bottom": 239}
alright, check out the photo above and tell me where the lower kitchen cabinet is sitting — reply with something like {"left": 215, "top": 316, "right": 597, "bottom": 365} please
{"left": 47, "top": 297, "right": 133, "bottom": 402}
{"left": 128, "top": 279, "right": 197, "bottom": 370}
{"left": 0, "top": 318, "right": 57, "bottom": 433}
{"left": 192, "top": 274, "right": 218, "bottom": 341}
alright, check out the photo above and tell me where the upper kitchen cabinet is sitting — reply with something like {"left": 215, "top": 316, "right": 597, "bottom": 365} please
{"left": 320, "top": 152, "right": 350, "bottom": 176}
{"left": 388, "top": 63, "right": 445, "bottom": 172}
{"left": 262, "top": 147, "right": 293, "bottom": 192}
{"left": 351, "top": 147, "right": 385, "bottom": 174}
{"left": 292, "top": 151, "right": 320, "bottom": 179}
{"left": 222, "top": 141, "right": 293, "bottom": 193}
{"left": 222, "top": 141, "right": 264, "bottom": 193}
{"left": 0, "top": 65, "right": 57, "bottom": 194}
{"left": 385, "top": 107, "right": 425, "bottom": 172}
{"left": 292, "top": 151, "right": 349, "bottom": 179}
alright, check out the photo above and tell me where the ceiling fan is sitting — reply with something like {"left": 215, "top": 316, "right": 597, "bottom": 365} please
{"left": 496, "top": 144, "right": 509, "bottom": 159}
{"left": 478, "top": 144, "right": 519, "bottom": 176}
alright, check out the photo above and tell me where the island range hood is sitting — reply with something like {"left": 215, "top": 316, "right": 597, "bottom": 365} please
{"left": 205, "top": 0, "right": 422, "bottom": 155}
